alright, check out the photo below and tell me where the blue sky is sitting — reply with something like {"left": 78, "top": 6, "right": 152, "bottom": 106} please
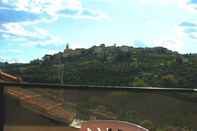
{"left": 0, "top": 0, "right": 197, "bottom": 63}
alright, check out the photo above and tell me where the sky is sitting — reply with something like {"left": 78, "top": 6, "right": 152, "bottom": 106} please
{"left": 0, "top": 0, "right": 197, "bottom": 63}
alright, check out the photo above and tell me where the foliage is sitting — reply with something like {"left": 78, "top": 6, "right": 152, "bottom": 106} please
{"left": 2, "top": 45, "right": 197, "bottom": 130}
{"left": 133, "top": 77, "right": 146, "bottom": 87}
{"left": 141, "top": 120, "right": 155, "bottom": 131}
{"left": 3, "top": 44, "right": 197, "bottom": 88}
{"left": 161, "top": 74, "right": 178, "bottom": 87}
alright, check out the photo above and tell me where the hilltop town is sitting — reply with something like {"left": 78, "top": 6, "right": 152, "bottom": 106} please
{"left": 2, "top": 44, "right": 197, "bottom": 89}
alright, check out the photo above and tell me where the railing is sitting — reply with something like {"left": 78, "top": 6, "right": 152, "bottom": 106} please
{"left": 1, "top": 81, "right": 197, "bottom": 92}
{"left": 1, "top": 81, "right": 197, "bottom": 131}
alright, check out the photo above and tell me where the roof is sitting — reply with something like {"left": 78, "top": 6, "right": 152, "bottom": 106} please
{"left": 0, "top": 70, "right": 21, "bottom": 82}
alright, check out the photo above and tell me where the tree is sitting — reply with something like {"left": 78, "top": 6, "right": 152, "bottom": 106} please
{"left": 141, "top": 120, "right": 155, "bottom": 131}
{"left": 30, "top": 59, "right": 42, "bottom": 65}
{"left": 133, "top": 77, "right": 146, "bottom": 87}
{"left": 161, "top": 74, "right": 178, "bottom": 87}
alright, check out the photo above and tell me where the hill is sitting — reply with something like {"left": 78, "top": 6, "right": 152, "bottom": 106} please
{"left": 3, "top": 44, "right": 197, "bottom": 88}
{"left": 3, "top": 44, "right": 197, "bottom": 131}
{"left": 0, "top": 62, "right": 6, "bottom": 68}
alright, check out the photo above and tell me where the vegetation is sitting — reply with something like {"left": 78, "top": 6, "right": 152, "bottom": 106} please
{"left": 63, "top": 90, "right": 197, "bottom": 131}
{"left": 2, "top": 44, "right": 197, "bottom": 88}
{"left": 2, "top": 44, "right": 197, "bottom": 130}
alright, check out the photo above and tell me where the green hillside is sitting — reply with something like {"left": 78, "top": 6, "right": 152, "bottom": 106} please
{"left": 3, "top": 44, "right": 197, "bottom": 88}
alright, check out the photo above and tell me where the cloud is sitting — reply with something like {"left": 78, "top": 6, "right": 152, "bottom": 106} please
{"left": 139, "top": 0, "right": 197, "bottom": 13}
{"left": 146, "top": 26, "right": 185, "bottom": 52}
{"left": 139, "top": 0, "right": 187, "bottom": 6}
{"left": 184, "top": 28, "right": 197, "bottom": 33}
{"left": 0, "top": 0, "right": 108, "bottom": 23}
{"left": 80, "top": 9, "right": 108, "bottom": 19}
{"left": 0, "top": 22, "right": 65, "bottom": 47}
{"left": 179, "top": 21, "right": 197, "bottom": 27}
{"left": 66, "top": 0, "right": 82, "bottom": 9}
{"left": 148, "top": 40, "right": 183, "bottom": 52}
{"left": 58, "top": 8, "right": 79, "bottom": 16}
{"left": 0, "top": 0, "right": 109, "bottom": 49}
{"left": 189, "top": 32, "right": 197, "bottom": 39}
{"left": 133, "top": 40, "right": 147, "bottom": 48}
{"left": 0, "top": 0, "right": 110, "bottom": 52}
{"left": 0, "top": 56, "right": 6, "bottom": 62}
{"left": 187, "top": 0, "right": 197, "bottom": 11}
{"left": 179, "top": 21, "right": 197, "bottom": 41}
{"left": 0, "top": 23, "right": 43, "bottom": 40}
{"left": 59, "top": 8, "right": 109, "bottom": 20}
{"left": 139, "top": 0, "right": 177, "bottom": 5}
{"left": 189, "top": 0, "right": 197, "bottom": 4}
{"left": 0, "top": 8, "right": 46, "bottom": 24}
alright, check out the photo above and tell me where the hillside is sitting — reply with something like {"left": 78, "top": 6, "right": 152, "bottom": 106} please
{"left": 3, "top": 44, "right": 197, "bottom": 88}
{"left": 3, "top": 44, "right": 197, "bottom": 131}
